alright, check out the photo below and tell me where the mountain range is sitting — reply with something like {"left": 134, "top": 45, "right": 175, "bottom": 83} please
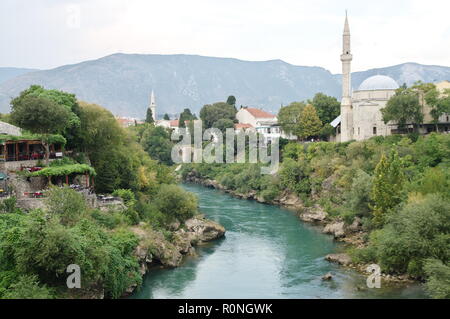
{"left": 1, "top": 54, "right": 450, "bottom": 118}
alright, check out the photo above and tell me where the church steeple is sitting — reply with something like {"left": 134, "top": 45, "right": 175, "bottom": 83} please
{"left": 149, "top": 90, "right": 156, "bottom": 121}
{"left": 340, "top": 11, "right": 353, "bottom": 142}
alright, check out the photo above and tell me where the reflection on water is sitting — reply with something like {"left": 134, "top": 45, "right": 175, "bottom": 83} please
{"left": 130, "top": 183, "right": 427, "bottom": 299}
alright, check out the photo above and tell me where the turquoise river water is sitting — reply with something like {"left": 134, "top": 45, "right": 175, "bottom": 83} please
{"left": 130, "top": 183, "right": 427, "bottom": 299}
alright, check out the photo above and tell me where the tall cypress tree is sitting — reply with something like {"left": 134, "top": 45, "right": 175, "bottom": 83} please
{"left": 146, "top": 108, "right": 154, "bottom": 124}
{"left": 370, "top": 150, "right": 405, "bottom": 227}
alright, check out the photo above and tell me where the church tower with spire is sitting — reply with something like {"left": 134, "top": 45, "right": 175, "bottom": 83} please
{"left": 340, "top": 11, "right": 353, "bottom": 142}
{"left": 149, "top": 90, "right": 156, "bottom": 122}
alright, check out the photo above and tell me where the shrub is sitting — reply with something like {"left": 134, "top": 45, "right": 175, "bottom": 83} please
{"left": 423, "top": 259, "right": 450, "bottom": 299}
{"left": 45, "top": 186, "right": 87, "bottom": 226}
{"left": 154, "top": 184, "right": 198, "bottom": 223}
{"left": 366, "top": 194, "right": 450, "bottom": 277}
{"left": 2, "top": 275, "right": 54, "bottom": 299}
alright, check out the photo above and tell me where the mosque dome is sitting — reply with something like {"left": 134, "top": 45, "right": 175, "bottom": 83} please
{"left": 357, "top": 75, "right": 399, "bottom": 91}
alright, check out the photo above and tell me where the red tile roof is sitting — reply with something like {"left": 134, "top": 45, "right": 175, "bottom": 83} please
{"left": 244, "top": 107, "right": 276, "bottom": 119}
{"left": 234, "top": 123, "right": 254, "bottom": 129}
{"left": 170, "top": 120, "right": 179, "bottom": 127}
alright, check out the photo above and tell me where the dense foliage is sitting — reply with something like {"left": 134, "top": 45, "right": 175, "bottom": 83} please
{"left": 0, "top": 86, "right": 201, "bottom": 299}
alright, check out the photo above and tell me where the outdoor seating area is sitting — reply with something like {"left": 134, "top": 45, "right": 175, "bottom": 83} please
{"left": 0, "top": 139, "right": 63, "bottom": 162}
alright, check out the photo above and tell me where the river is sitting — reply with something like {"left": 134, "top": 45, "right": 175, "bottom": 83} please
{"left": 130, "top": 183, "right": 427, "bottom": 299}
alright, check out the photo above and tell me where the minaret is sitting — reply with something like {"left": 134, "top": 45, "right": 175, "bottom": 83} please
{"left": 340, "top": 11, "right": 353, "bottom": 142}
{"left": 149, "top": 90, "right": 156, "bottom": 121}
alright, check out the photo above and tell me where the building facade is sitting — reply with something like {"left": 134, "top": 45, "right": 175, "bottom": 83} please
{"left": 334, "top": 14, "right": 450, "bottom": 142}
{"left": 236, "top": 107, "right": 296, "bottom": 143}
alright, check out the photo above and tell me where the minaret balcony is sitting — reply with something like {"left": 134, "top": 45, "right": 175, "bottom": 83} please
{"left": 340, "top": 54, "right": 353, "bottom": 61}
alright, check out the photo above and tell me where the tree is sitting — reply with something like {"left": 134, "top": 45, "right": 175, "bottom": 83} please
{"left": 226, "top": 95, "right": 236, "bottom": 106}
{"left": 179, "top": 108, "right": 196, "bottom": 128}
{"left": 163, "top": 113, "right": 170, "bottom": 120}
{"left": 145, "top": 108, "right": 154, "bottom": 124}
{"left": 45, "top": 186, "right": 87, "bottom": 226}
{"left": 2, "top": 275, "right": 54, "bottom": 299}
{"left": 277, "top": 102, "right": 305, "bottom": 137}
{"left": 424, "top": 259, "right": 450, "bottom": 299}
{"left": 213, "top": 118, "right": 235, "bottom": 133}
{"left": 425, "top": 87, "right": 450, "bottom": 132}
{"left": 154, "top": 184, "right": 198, "bottom": 222}
{"left": 140, "top": 126, "right": 174, "bottom": 165}
{"left": 309, "top": 93, "right": 340, "bottom": 124}
{"left": 200, "top": 102, "right": 236, "bottom": 129}
{"left": 298, "top": 104, "right": 323, "bottom": 140}
{"left": 381, "top": 87, "right": 423, "bottom": 132}
{"left": 370, "top": 150, "right": 405, "bottom": 227}
{"left": 10, "top": 95, "right": 72, "bottom": 164}
{"left": 10, "top": 85, "right": 82, "bottom": 150}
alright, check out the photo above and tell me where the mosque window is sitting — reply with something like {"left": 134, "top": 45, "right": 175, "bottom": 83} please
{"left": 373, "top": 127, "right": 377, "bottom": 135}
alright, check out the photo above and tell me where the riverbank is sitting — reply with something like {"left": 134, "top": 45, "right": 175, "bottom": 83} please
{"left": 130, "top": 183, "right": 426, "bottom": 299}
{"left": 123, "top": 216, "right": 225, "bottom": 296}
{"left": 182, "top": 173, "right": 416, "bottom": 284}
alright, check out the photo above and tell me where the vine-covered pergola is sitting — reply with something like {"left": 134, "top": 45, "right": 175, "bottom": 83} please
{"left": 27, "top": 164, "right": 96, "bottom": 188}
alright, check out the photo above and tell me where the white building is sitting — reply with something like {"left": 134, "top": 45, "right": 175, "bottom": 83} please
{"left": 334, "top": 13, "right": 450, "bottom": 142}
{"left": 236, "top": 107, "right": 296, "bottom": 143}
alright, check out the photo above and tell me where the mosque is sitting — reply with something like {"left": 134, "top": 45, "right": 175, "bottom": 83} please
{"left": 332, "top": 14, "right": 450, "bottom": 142}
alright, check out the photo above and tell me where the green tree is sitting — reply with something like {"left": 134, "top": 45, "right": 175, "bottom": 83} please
{"left": 200, "top": 102, "right": 236, "bottom": 129}
{"left": 154, "top": 184, "right": 198, "bottom": 222}
{"left": 298, "top": 104, "right": 323, "bottom": 140}
{"left": 381, "top": 87, "right": 423, "bottom": 132}
{"left": 140, "top": 126, "right": 174, "bottom": 165}
{"left": 277, "top": 102, "right": 305, "bottom": 137}
{"left": 213, "top": 118, "right": 235, "bottom": 132}
{"left": 163, "top": 113, "right": 170, "bottom": 120}
{"left": 367, "top": 194, "right": 449, "bottom": 278}
{"left": 424, "top": 259, "right": 450, "bottom": 299}
{"left": 10, "top": 95, "right": 72, "bottom": 164}
{"left": 425, "top": 87, "right": 450, "bottom": 132}
{"left": 10, "top": 85, "right": 82, "bottom": 150}
{"left": 226, "top": 95, "right": 236, "bottom": 106}
{"left": 2, "top": 275, "right": 54, "bottom": 299}
{"left": 179, "top": 108, "right": 196, "bottom": 128}
{"left": 145, "top": 108, "right": 154, "bottom": 124}
{"left": 309, "top": 93, "right": 341, "bottom": 124}
{"left": 370, "top": 150, "right": 405, "bottom": 227}
{"left": 45, "top": 186, "right": 87, "bottom": 226}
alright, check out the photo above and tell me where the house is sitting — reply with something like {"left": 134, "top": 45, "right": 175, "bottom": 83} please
{"left": 236, "top": 107, "right": 296, "bottom": 143}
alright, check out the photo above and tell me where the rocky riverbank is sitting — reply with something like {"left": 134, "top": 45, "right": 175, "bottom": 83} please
{"left": 124, "top": 216, "right": 226, "bottom": 296}
{"left": 183, "top": 173, "right": 416, "bottom": 284}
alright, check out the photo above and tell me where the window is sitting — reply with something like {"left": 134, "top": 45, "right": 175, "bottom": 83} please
{"left": 373, "top": 127, "right": 377, "bottom": 135}
{"left": 358, "top": 127, "right": 360, "bottom": 135}
{"left": 446, "top": 116, "right": 449, "bottom": 122}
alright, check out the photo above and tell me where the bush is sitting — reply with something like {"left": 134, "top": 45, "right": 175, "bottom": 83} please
{"left": 423, "top": 259, "right": 450, "bottom": 299}
{"left": 2, "top": 275, "right": 54, "bottom": 299}
{"left": 154, "top": 184, "right": 198, "bottom": 223}
{"left": 366, "top": 194, "right": 450, "bottom": 277}
{"left": 45, "top": 186, "right": 87, "bottom": 226}
{"left": 112, "top": 189, "right": 136, "bottom": 207}
{"left": 347, "top": 169, "right": 373, "bottom": 219}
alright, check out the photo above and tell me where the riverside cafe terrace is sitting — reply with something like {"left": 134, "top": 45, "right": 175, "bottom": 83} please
{"left": 0, "top": 138, "right": 63, "bottom": 162}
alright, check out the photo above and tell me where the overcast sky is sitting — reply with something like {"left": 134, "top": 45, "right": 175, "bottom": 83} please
{"left": 1, "top": 0, "right": 450, "bottom": 73}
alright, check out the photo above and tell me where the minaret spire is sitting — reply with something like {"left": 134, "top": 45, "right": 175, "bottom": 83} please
{"left": 340, "top": 11, "right": 353, "bottom": 142}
